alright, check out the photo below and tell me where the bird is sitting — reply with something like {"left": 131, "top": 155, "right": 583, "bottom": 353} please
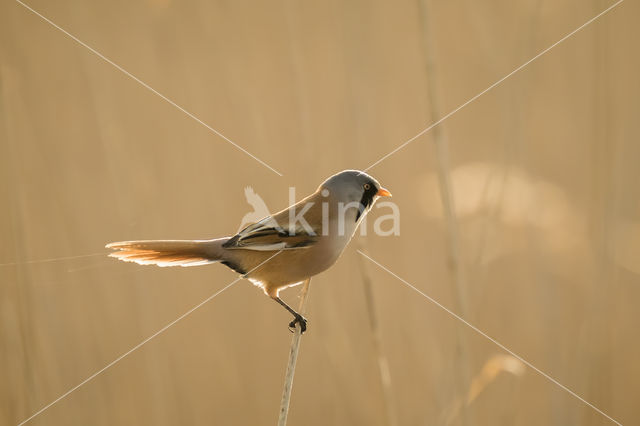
{"left": 106, "top": 170, "right": 392, "bottom": 333}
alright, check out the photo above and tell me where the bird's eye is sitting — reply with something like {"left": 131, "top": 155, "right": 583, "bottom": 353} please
{"left": 363, "top": 183, "right": 371, "bottom": 190}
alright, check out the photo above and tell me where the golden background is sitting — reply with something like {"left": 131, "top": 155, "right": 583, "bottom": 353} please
{"left": 1, "top": 0, "right": 638, "bottom": 425}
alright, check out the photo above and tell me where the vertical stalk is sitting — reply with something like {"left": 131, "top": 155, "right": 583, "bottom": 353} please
{"left": 358, "top": 245, "right": 398, "bottom": 426}
{"left": 583, "top": 0, "right": 613, "bottom": 419}
{"left": 417, "top": 1, "right": 473, "bottom": 424}
{"left": 277, "top": 278, "right": 311, "bottom": 426}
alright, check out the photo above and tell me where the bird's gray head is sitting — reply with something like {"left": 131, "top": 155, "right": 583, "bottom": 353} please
{"left": 319, "top": 170, "right": 391, "bottom": 219}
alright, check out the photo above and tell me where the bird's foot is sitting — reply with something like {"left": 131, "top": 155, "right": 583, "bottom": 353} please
{"left": 288, "top": 314, "right": 308, "bottom": 334}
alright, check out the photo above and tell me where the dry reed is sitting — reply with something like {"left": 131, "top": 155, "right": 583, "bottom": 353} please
{"left": 417, "top": 0, "right": 473, "bottom": 423}
{"left": 277, "top": 278, "right": 311, "bottom": 426}
{"left": 357, "top": 243, "right": 398, "bottom": 426}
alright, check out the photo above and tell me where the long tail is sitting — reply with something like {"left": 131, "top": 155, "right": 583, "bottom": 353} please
{"left": 105, "top": 238, "right": 229, "bottom": 267}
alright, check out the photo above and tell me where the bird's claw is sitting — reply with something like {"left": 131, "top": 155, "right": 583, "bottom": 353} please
{"left": 288, "top": 314, "right": 308, "bottom": 334}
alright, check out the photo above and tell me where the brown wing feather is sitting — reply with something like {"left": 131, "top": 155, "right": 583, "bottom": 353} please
{"left": 224, "top": 194, "right": 322, "bottom": 251}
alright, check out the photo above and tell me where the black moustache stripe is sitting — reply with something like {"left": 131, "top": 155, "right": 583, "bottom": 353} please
{"left": 356, "top": 184, "right": 379, "bottom": 221}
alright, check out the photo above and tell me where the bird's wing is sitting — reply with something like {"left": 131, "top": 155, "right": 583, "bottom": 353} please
{"left": 223, "top": 215, "right": 319, "bottom": 251}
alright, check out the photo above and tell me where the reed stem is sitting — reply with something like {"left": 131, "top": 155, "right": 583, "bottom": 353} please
{"left": 277, "top": 278, "right": 311, "bottom": 426}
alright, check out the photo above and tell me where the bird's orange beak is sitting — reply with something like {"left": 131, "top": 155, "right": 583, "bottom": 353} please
{"left": 376, "top": 187, "right": 392, "bottom": 197}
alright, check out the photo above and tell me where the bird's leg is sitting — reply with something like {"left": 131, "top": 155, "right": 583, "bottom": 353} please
{"left": 273, "top": 296, "right": 307, "bottom": 333}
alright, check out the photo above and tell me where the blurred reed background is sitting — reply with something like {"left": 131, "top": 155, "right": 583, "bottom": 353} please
{"left": 1, "top": 0, "right": 638, "bottom": 425}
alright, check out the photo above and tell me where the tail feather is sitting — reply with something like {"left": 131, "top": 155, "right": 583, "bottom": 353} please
{"left": 106, "top": 239, "right": 227, "bottom": 267}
